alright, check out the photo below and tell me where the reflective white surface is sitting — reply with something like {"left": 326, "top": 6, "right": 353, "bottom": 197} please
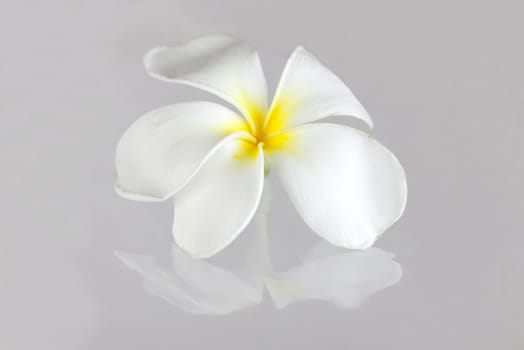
{"left": 1, "top": 0, "right": 523, "bottom": 349}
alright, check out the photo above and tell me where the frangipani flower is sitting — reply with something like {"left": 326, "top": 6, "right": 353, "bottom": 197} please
{"left": 115, "top": 35, "right": 407, "bottom": 258}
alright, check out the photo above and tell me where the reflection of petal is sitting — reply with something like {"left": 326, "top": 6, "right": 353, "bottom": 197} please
{"left": 265, "top": 243, "right": 402, "bottom": 309}
{"left": 115, "top": 248, "right": 262, "bottom": 315}
{"left": 169, "top": 244, "right": 263, "bottom": 306}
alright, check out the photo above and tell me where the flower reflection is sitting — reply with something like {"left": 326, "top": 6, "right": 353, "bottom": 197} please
{"left": 115, "top": 191, "right": 402, "bottom": 314}
{"left": 265, "top": 244, "right": 401, "bottom": 309}
{"left": 115, "top": 246, "right": 263, "bottom": 315}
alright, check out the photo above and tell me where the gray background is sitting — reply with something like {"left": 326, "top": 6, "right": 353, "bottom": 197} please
{"left": 1, "top": 0, "right": 523, "bottom": 349}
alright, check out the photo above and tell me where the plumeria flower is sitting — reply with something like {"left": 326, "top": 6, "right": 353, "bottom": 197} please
{"left": 115, "top": 35, "right": 407, "bottom": 258}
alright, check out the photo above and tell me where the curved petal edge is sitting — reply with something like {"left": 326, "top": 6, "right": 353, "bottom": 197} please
{"left": 269, "top": 123, "right": 407, "bottom": 249}
{"left": 172, "top": 139, "right": 265, "bottom": 258}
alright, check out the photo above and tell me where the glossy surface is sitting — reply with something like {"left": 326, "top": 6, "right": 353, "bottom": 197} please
{"left": 1, "top": 0, "right": 523, "bottom": 349}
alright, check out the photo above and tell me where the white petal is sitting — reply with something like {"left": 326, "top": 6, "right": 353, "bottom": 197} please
{"left": 268, "top": 123, "right": 407, "bottom": 249}
{"left": 144, "top": 35, "right": 268, "bottom": 129}
{"left": 173, "top": 138, "right": 264, "bottom": 258}
{"left": 115, "top": 102, "right": 247, "bottom": 201}
{"left": 265, "top": 47, "right": 372, "bottom": 135}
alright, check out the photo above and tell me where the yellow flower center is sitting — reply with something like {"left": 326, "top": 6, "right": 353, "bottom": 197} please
{"left": 231, "top": 96, "right": 295, "bottom": 162}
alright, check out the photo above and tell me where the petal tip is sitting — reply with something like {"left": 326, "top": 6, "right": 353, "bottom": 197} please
{"left": 171, "top": 224, "right": 224, "bottom": 259}
{"left": 143, "top": 46, "right": 170, "bottom": 78}
{"left": 293, "top": 45, "right": 306, "bottom": 53}
{"left": 337, "top": 234, "right": 378, "bottom": 251}
{"left": 114, "top": 182, "right": 166, "bottom": 202}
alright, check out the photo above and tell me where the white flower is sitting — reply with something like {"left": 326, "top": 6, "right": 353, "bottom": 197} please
{"left": 115, "top": 35, "right": 407, "bottom": 258}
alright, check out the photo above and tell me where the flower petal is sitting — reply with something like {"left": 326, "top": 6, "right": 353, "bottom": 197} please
{"left": 172, "top": 138, "right": 264, "bottom": 258}
{"left": 115, "top": 102, "right": 248, "bottom": 201}
{"left": 144, "top": 35, "right": 268, "bottom": 130}
{"left": 268, "top": 123, "right": 407, "bottom": 249}
{"left": 264, "top": 47, "right": 372, "bottom": 135}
